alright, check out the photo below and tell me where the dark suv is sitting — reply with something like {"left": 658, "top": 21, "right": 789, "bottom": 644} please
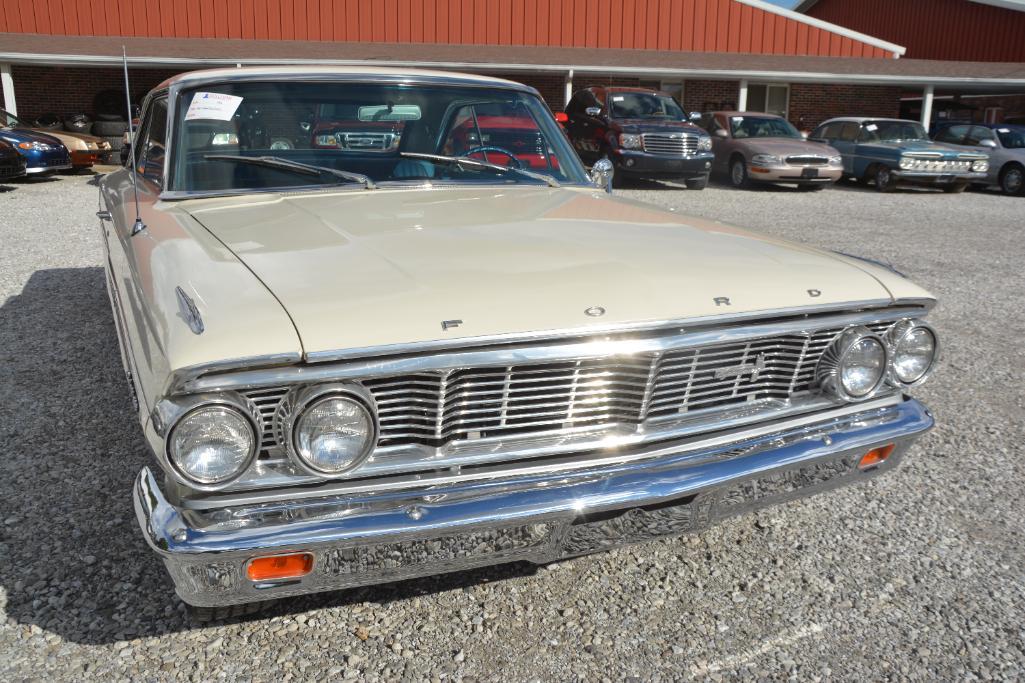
{"left": 564, "top": 86, "right": 713, "bottom": 188}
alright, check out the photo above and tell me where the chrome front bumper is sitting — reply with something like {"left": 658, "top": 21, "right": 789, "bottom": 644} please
{"left": 134, "top": 398, "right": 932, "bottom": 607}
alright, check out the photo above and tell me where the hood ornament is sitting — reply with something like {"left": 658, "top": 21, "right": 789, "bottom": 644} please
{"left": 585, "top": 306, "right": 606, "bottom": 317}
{"left": 175, "top": 286, "right": 204, "bottom": 335}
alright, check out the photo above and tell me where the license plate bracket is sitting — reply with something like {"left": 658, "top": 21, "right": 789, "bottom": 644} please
{"left": 801, "top": 167, "right": 819, "bottom": 178}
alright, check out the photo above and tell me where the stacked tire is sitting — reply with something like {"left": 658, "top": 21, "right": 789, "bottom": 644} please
{"left": 92, "top": 89, "right": 132, "bottom": 152}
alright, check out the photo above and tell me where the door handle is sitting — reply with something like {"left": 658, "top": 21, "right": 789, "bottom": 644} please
{"left": 96, "top": 210, "right": 112, "bottom": 221}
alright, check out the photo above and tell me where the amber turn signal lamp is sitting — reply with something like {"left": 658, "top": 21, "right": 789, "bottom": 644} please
{"left": 247, "top": 553, "right": 314, "bottom": 581}
{"left": 859, "top": 444, "right": 895, "bottom": 469}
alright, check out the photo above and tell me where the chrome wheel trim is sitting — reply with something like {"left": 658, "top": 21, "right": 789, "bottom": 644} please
{"left": 876, "top": 167, "right": 892, "bottom": 188}
{"left": 1002, "top": 167, "right": 1023, "bottom": 194}
{"left": 730, "top": 160, "right": 746, "bottom": 186}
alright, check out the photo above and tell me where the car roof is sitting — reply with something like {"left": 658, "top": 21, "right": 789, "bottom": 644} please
{"left": 154, "top": 66, "right": 535, "bottom": 94}
{"left": 707, "top": 111, "right": 784, "bottom": 119}
{"left": 816, "top": 116, "right": 918, "bottom": 126}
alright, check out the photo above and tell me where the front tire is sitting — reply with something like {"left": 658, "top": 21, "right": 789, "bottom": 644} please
{"left": 999, "top": 164, "right": 1024, "bottom": 195}
{"left": 685, "top": 174, "right": 709, "bottom": 190}
{"left": 729, "top": 158, "right": 749, "bottom": 188}
{"left": 873, "top": 165, "right": 897, "bottom": 193}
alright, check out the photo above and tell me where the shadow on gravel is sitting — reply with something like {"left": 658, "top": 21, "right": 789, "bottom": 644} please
{"left": 0, "top": 267, "right": 543, "bottom": 643}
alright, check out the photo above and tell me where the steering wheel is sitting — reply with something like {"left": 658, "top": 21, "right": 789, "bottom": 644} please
{"left": 464, "top": 145, "right": 524, "bottom": 169}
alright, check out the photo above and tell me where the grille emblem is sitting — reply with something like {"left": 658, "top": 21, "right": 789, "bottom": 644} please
{"left": 585, "top": 306, "right": 606, "bottom": 317}
{"left": 713, "top": 353, "right": 767, "bottom": 383}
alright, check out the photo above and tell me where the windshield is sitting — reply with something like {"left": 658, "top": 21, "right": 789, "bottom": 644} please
{"left": 860, "top": 120, "right": 929, "bottom": 143}
{"left": 608, "top": 93, "right": 685, "bottom": 120}
{"left": 170, "top": 82, "right": 587, "bottom": 193}
{"left": 729, "top": 116, "right": 801, "bottom": 139}
{"left": 0, "top": 109, "right": 28, "bottom": 129}
{"left": 996, "top": 127, "right": 1025, "bottom": 149}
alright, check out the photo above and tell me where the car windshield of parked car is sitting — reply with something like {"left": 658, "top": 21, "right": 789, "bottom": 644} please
{"left": 859, "top": 120, "right": 930, "bottom": 143}
{"left": 609, "top": 93, "right": 686, "bottom": 120}
{"left": 170, "top": 82, "right": 588, "bottom": 193}
{"left": 996, "top": 127, "right": 1025, "bottom": 148}
{"left": 729, "top": 116, "right": 801, "bottom": 139}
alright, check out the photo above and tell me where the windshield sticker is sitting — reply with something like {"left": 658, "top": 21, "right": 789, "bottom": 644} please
{"left": 184, "top": 92, "right": 244, "bottom": 121}
{"left": 612, "top": 96, "right": 625, "bottom": 102}
{"left": 732, "top": 116, "right": 744, "bottom": 123}
{"left": 998, "top": 128, "right": 1010, "bottom": 133}
{"left": 865, "top": 123, "right": 878, "bottom": 131}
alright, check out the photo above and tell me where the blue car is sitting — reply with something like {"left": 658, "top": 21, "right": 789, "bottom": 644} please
{"left": 810, "top": 117, "right": 989, "bottom": 193}
{"left": 0, "top": 126, "right": 72, "bottom": 175}
{"left": 0, "top": 139, "right": 27, "bottom": 181}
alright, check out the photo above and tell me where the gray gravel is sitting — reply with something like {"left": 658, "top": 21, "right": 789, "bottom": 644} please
{"left": 1, "top": 172, "right": 1024, "bottom": 681}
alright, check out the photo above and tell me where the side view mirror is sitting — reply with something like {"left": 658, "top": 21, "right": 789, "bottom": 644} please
{"left": 689, "top": 112, "right": 702, "bottom": 121}
{"left": 591, "top": 157, "right": 614, "bottom": 193}
{"left": 979, "top": 138, "right": 998, "bottom": 148}
{"left": 585, "top": 106, "right": 602, "bottom": 118}
{"left": 714, "top": 129, "right": 729, "bottom": 139}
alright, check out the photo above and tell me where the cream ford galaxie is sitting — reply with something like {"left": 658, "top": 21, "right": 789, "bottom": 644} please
{"left": 100, "top": 67, "right": 938, "bottom": 620}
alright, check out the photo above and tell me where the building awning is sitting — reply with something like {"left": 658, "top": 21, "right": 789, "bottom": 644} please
{"left": 2, "top": 33, "right": 1025, "bottom": 92}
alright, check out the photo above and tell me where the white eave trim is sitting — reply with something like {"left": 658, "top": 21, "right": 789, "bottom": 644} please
{"left": 2, "top": 51, "right": 1023, "bottom": 89}
{"left": 735, "top": 0, "right": 907, "bottom": 58}
{"left": 968, "top": 0, "right": 1025, "bottom": 12}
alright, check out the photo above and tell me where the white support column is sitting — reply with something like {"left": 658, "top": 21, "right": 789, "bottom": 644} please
{"left": 0, "top": 64, "right": 16, "bottom": 116}
{"left": 920, "top": 85, "right": 934, "bottom": 127}
{"left": 564, "top": 69, "right": 574, "bottom": 108}
{"left": 738, "top": 79, "right": 748, "bottom": 112}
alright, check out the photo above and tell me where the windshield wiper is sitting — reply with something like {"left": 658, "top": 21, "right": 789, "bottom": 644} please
{"left": 400, "top": 152, "right": 560, "bottom": 188}
{"left": 203, "top": 154, "right": 377, "bottom": 190}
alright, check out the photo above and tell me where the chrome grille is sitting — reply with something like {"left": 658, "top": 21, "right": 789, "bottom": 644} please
{"left": 244, "top": 322, "right": 893, "bottom": 453}
{"left": 785, "top": 155, "right": 829, "bottom": 166}
{"left": 641, "top": 133, "right": 699, "bottom": 156}
{"left": 902, "top": 158, "right": 972, "bottom": 172}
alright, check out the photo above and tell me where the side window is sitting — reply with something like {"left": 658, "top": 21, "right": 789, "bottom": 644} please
{"left": 936, "top": 124, "right": 970, "bottom": 144}
{"left": 839, "top": 122, "right": 861, "bottom": 141}
{"left": 592, "top": 89, "right": 606, "bottom": 108}
{"left": 137, "top": 98, "right": 168, "bottom": 186}
{"left": 565, "top": 92, "right": 585, "bottom": 117}
{"left": 813, "top": 122, "right": 838, "bottom": 140}
{"left": 965, "top": 126, "right": 995, "bottom": 145}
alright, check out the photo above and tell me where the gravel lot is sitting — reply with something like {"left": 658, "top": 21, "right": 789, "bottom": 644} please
{"left": 1, "top": 172, "right": 1023, "bottom": 681}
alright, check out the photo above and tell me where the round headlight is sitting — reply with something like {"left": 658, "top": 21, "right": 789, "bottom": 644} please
{"left": 292, "top": 394, "right": 375, "bottom": 475}
{"left": 168, "top": 405, "right": 256, "bottom": 485}
{"left": 817, "top": 327, "right": 888, "bottom": 402}
{"left": 889, "top": 321, "right": 938, "bottom": 385}
{"left": 840, "top": 337, "right": 887, "bottom": 398}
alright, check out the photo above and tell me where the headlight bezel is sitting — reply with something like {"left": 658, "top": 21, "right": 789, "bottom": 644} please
{"left": 887, "top": 319, "right": 939, "bottom": 387}
{"left": 816, "top": 326, "right": 890, "bottom": 402}
{"left": 750, "top": 153, "right": 781, "bottom": 167}
{"left": 827, "top": 155, "right": 842, "bottom": 165}
{"left": 163, "top": 396, "right": 261, "bottom": 489}
{"left": 618, "top": 133, "right": 643, "bottom": 150}
{"left": 285, "top": 383, "right": 379, "bottom": 478}
{"left": 971, "top": 159, "right": 989, "bottom": 172}
{"left": 697, "top": 135, "right": 713, "bottom": 151}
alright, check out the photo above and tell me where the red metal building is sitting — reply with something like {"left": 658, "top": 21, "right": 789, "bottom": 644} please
{"left": 797, "top": 0, "right": 1025, "bottom": 62}
{"left": 1, "top": 0, "right": 1023, "bottom": 128}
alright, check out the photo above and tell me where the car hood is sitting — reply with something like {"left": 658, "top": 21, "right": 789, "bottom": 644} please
{"left": 0, "top": 127, "right": 64, "bottom": 146}
{"left": 738, "top": 138, "right": 837, "bottom": 156}
{"left": 32, "top": 128, "right": 103, "bottom": 145}
{"left": 612, "top": 119, "right": 705, "bottom": 135}
{"left": 860, "top": 139, "right": 986, "bottom": 158}
{"left": 183, "top": 187, "right": 913, "bottom": 358}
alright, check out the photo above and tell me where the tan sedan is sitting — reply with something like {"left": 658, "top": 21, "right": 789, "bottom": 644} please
{"left": 699, "top": 111, "right": 842, "bottom": 190}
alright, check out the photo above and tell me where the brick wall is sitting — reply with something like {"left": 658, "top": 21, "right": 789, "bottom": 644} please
{"left": 682, "top": 80, "right": 740, "bottom": 113}
{"left": 8, "top": 65, "right": 180, "bottom": 119}
{"left": 787, "top": 83, "right": 902, "bottom": 130}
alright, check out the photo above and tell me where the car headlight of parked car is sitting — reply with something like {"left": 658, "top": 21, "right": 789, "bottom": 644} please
{"left": 697, "top": 135, "right": 712, "bottom": 151}
{"left": 750, "top": 153, "right": 781, "bottom": 167}
{"left": 817, "top": 327, "right": 889, "bottom": 402}
{"left": 971, "top": 159, "right": 989, "bottom": 172}
{"left": 288, "top": 386, "right": 377, "bottom": 476}
{"left": 828, "top": 155, "right": 842, "bottom": 165}
{"left": 17, "top": 141, "right": 52, "bottom": 151}
{"left": 168, "top": 403, "right": 258, "bottom": 485}
{"left": 618, "top": 133, "right": 642, "bottom": 149}
{"left": 887, "top": 320, "right": 939, "bottom": 386}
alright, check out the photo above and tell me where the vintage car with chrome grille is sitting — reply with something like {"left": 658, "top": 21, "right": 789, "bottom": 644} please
{"left": 100, "top": 67, "right": 938, "bottom": 620}
{"left": 565, "top": 86, "right": 713, "bottom": 188}
{"left": 810, "top": 117, "right": 989, "bottom": 193}
{"left": 699, "top": 111, "right": 843, "bottom": 190}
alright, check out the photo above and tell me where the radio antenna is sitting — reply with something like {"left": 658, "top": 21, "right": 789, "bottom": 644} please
{"left": 122, "top": 46, "right": 145, "bottom": 236}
